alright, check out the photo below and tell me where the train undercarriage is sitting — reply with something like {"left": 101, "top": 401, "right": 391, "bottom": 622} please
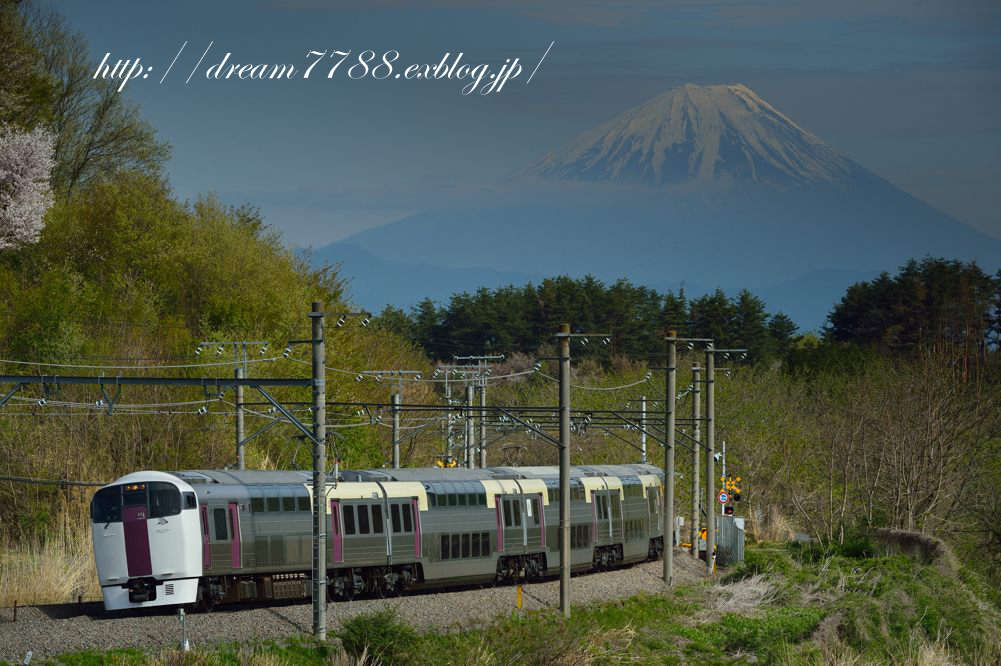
{"left": 195, "top": 563, "right": 424, "bottom": 610}
{"left": 193, "top": 538, "right": 665, "bottom": 611}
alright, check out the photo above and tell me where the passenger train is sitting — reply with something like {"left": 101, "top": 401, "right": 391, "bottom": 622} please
{"left": 89, "top": 464, "right": 665, "bottom": 611}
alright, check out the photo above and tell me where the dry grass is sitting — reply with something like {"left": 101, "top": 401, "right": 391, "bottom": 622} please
{"left": 752, "top": 505, "right": 795, "bottom": 543}
{"left": 0, "top": 525, "right": 99, "bottom": 607}
{"left": 710, "top": 573, "right": 778, "bottom": 614}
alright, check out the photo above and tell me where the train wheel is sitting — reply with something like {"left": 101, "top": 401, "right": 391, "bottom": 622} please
{"left": 197, "top": 589, "right": 215, "bottom": 613}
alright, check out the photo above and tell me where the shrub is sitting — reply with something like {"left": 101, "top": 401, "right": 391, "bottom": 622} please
{"left": 335, "top": 608, "right": 417, "bottom": 665}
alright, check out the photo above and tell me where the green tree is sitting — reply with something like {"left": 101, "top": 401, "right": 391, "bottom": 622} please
{"left": 24, "top": 4, "right": 170, "bottom": 195}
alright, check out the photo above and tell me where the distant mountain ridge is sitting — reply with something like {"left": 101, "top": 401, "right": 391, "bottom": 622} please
{"left": 317, "top": 84, "right": 1001, "bottom": 330}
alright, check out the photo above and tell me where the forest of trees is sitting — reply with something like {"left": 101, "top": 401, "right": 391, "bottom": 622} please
{"left": 375, "top": 278, "right": 800, "bottom": 363}
{"left": 376, "top": 260, "right": 1001, "bottom": 366}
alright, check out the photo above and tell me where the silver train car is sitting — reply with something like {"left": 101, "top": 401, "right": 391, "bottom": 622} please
{"left": 90, "top": 464, "right": 665, "bottom": 611}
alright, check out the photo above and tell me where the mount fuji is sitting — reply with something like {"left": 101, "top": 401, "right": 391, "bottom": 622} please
{"left": 317, "top": 84, "right": 1001, "bottom": 330}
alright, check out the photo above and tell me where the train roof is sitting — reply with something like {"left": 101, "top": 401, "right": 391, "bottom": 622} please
{"left": 170, "top": 464, "right": 662, "bottom": 486}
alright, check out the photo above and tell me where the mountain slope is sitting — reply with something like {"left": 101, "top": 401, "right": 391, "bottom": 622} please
{"left": 322, "top": 84, "right": 1001, "bottom": 329}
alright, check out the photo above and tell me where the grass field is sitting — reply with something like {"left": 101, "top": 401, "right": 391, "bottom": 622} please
{"left": 19, "top": 541, "right": 1001, "bottom": 666}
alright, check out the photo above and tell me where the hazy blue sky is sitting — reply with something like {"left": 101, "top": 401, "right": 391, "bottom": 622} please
{"left": 54, "top": 0, "right": 1001, "bottom": 246}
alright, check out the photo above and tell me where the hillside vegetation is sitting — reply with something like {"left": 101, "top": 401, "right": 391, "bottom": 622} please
{"left": 0, "top": 4, "right": 436, "bottom": 553}
{"left": 35, "top": 544, "right": 1001, "bottom": 665}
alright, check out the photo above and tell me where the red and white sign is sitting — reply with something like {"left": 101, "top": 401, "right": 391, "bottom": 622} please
{"left": 717, "top": 490, "right": 729, "bottom": 504}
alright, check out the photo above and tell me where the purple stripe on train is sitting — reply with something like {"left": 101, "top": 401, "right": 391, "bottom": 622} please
{"left": 123, "top": 505, "right": 152, "bottom": 577}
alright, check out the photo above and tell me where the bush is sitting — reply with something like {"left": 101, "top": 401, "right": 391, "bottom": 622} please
{"left": 335, "top": 608, "right": 417, "bottom": 665}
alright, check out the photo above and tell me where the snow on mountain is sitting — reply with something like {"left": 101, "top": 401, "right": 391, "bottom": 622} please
{"left": 513, "top": 83, "right": 859, "bottom": 188}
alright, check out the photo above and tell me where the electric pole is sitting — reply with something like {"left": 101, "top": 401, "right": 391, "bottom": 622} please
{"left": 453, "top": 355, "right": 503, "bottom": 468}
{"left": 357, "top": 369, "right": 421, "bottom": 468}
{"left": 640, "top": 395, "right": 647, "bottom": 464}
{"left": 465, "top": 383, "right": 475, "bottom": 469}
{"left": 558, "top": 323, "right": 571, "bottom": 617}
{"left": 479, "top": 374, "right": 487, "bottom": 468}
{"left": 664, "top": 332, "right": 676, "bottom": 585}
{"left": 235, "top": 367, "right": 245, "bottom": 469}
{"left": 310, "top": 302, "right": 326, "bottom": 639}
{"left": 705, "top": 347, "right": 715, "bottom": 578}
{"left": 690, "top": 363, "right": 700, "bottom": 557}
{"left": 391, "top": 391, "right": 401, "bottom": 469}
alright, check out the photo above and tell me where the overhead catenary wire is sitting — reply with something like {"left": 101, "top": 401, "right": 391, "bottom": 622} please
{"left": 0, "top": 356, "right": 286, "bottom": 370}
{"left": 536, "top": 372, "right": 652, "bottom": 391}
{"left": 0, "top": 475, "right": 107, "bottom": 487}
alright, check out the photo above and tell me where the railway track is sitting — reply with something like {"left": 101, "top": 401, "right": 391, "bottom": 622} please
{"left": 0, "top": 555, "right": 705, "bottom": 661}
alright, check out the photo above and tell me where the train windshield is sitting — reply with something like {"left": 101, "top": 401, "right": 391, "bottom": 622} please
{"left": 90, "top": 481, "right": 182, "bottom": 523}
{"left": 91, "top": 486, "right": 122, "bottom": 523}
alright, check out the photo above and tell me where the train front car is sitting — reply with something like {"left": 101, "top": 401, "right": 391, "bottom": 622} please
{"left": 90, "top": 471, "right": 202, "bottom": 610}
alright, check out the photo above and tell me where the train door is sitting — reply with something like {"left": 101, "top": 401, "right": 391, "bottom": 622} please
{"left": 389, "top": 500, "right": 417, "bottom": 560}
{"left": 591, "top": 490, "right": 612, "bottom": 542}
{"left": 412, "top": 498, "right": 422, "bottom": 558}
{"left": 524, "top": 494, "right": 544, "bottom": 549}
{"left": 209, "top": 505, "right": 231, "bottom": 571}
{"left": 501, "top": 496, "right": 524, "bottom": 553}
{"left": 609, "top": 490, "right": 622, "bottom": 541}
{"left": 199, "top": 505, "right": 211, "bottom": 570}
{"left": 647, "top": 485, "right": 660, "bottom": 534}
{"left": 227, "top": 502, "right": 242, "bottom": 569}
{"left": 122, "top": 484, "right": 152, "bottom": 577}
{"left": 494, "top": 495, "right": 504, "bottom": 553}
{"left": 330, "top": 499, "right": 343, "bottom": 564}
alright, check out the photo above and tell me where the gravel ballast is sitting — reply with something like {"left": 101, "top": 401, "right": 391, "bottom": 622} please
{"left": 0, "top": 552, "right": 707, "bottom": 661}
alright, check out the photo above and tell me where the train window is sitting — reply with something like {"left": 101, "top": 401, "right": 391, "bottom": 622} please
{"left": 372, "top": 504, "right": 383, "bottom": 533}
{"left": 266, "top": 496, "right": 280, "bottom": 512}
{"left": 183, "top": 492, "right": 197, "bottom": 509}
{"left": 471, "top": 532, "right": 480, "bottom": 557}
{"left": 531, "top": 498, "right": 540, "bottom": 526}
{"left": 481, "top": 532, "right": 490, "bottom": 555}
{"left": 428, "top": 493, "right": 436, "bottom": 507}
{"left": 512, "top": 499, "right": 521, "bottom": 526}
{"left": 357, "top": 506, "right": 370, "bottom": 534}
{"left": 331, "top": 506, "right": 339, "bottom": 535}
{"left": 461, "top": 533, "right": 471, "bottom": 558}
{"left": 90, "top": 486, "right": 121, "bottom": 523}
{"left": 123, "top": 486, "right": 146, "bottom": 508}
{"left": 251, "top": 498, "right": 264, "bottom": 513}
{"left": 441, "top": 535, "right": 450, "bottom": 560}
{"left": 282, "top": 497, "right": 295, "bottom": 512}
{"left": 297, "top": 496, "right": 310, "bottom": 512}
{"left": 503, "top": 501, "right": 512, "bottom": 527}
{"left": 448, "top": 493, "right": 457, "bottom": 507}
{"left": 478, "top": 492, "right": 486, "bottom": 505}
{"left": 344, "top": 506, "right": 356, "bottom": 535}
{"left": 149, "top": 482, "right": 181, "bottom": 518}
{"left": 451, "top": 534, "right": 460, "bottom": 559}
{"left": 402, "top": 504, "right": 413, "bottom": 533}
{"left": 458, "top": 492, "right": 467, "bottom": 506}
{"left": 391, "top": 504, "right": 401, "bottom": 533}
{"left": 467, "top": 492, "right": 477, "bottom": 506}
{"left": 213, "top": 508, "right": 228, "bottom": 541}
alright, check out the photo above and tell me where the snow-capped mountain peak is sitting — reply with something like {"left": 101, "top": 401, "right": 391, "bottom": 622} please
{"left": 513, "top": 83, "right": 858, "bottom": 188}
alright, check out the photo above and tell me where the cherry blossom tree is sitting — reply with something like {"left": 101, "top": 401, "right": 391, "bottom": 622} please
{"left": 0, "top": 123, "right": 54, "bottom": 250}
